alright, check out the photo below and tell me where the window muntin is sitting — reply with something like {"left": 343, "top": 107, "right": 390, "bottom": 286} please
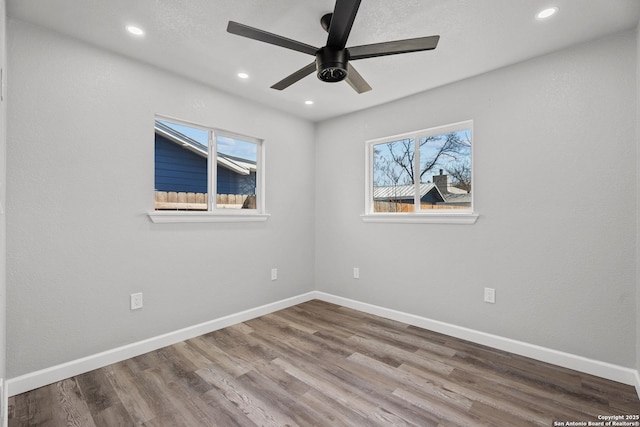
{"left": 367, "top": 121, "right": 472, "bottom": 215}
{"left": 154, "top": 117, "right": 263, "bottom": 213}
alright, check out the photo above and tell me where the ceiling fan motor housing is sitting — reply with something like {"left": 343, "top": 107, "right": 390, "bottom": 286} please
{"left": 316, "top": 47, "right": 349, "bottom": 82}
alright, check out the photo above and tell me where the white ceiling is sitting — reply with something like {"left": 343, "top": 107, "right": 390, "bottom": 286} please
{"left": 7, "top": 0, "right": 640, "bottom": 122}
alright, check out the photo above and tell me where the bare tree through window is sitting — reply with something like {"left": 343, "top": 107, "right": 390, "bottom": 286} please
{"left": 369, "top": 122, "right": 472, "bottom": 213}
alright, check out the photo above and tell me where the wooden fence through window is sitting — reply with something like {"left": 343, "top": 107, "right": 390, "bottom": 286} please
{"left": 373, "top": 201, "right": 469, "bottom": 212}
{"left": 154, "top": 191, "right": 256, "bottom": 210}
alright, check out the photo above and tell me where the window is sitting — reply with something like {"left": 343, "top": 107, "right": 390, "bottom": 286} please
{"left": 364, "top": 120, "right": 477, "bottom": 224}
{"left": 150, "top": 116, "right": 266, "bottom": 222}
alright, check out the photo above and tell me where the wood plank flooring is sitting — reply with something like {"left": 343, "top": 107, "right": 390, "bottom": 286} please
{"left": 9, "top": 300, "right": 640, "bottom": 426}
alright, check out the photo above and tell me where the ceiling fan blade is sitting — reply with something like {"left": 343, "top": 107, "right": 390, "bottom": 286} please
{"left": 348, "top": 35, "right": 440, "bottom": 60}
{"left": 227, "top": 21, "right": 318, "bottom": 56}
{"left": 345, "top": 63, "right": 371, "bottom": 94}
{"left": 326, "top": 0, "right": 361, "bottom": 49}
{"left": 271, "top": 62, "right": 317, "bottom": 90}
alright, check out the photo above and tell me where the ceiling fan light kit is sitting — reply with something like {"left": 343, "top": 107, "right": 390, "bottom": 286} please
{"left": 226, "top": 0, "right": 439, "bottom": 94}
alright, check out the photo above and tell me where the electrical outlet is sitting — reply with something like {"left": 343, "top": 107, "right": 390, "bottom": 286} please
{"left": 484, "top": 287, "right": 496, "bottom": 304}
{"left": 130, "top": 292, "right": 143, "bottom": 310}
{"left": 353, "top": 267, "right": 360, "bottom": 279}
{"left": 271, "top": 268, "right": 278, "bottom": 281}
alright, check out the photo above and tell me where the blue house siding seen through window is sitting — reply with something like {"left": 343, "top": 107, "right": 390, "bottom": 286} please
{"left": 155, "top": 133, "right": 257, "bottom": 195}
{"left": 155, "top": 134, "right": 207, "bottom": 193}
{"left": 217, "top": 166, "right": 256, "bottom": 195}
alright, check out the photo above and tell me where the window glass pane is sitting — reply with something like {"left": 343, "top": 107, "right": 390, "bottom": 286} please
{"left": 418, "top": 129, "right": 472, "bottom": 211}
{"left": 154, "top": 120, "right": 209, "bottom": 211}
{"left": 372, "top": 138, "right": 416, "bottom": 212}
{"left": 215, "top": 135, "right": 258, "bottom": 210}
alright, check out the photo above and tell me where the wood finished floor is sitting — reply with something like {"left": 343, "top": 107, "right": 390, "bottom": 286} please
{"left": 9, "top": 300, "right": 640, "bottom": 426}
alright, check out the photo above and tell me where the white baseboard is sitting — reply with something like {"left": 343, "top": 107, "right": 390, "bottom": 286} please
{"left": 7, "top": 290, "right": 640, "bottom": 400}
{"left": 315, "top": 292, "right": 639, "bottom": 389}
{"left": 7, "top": 292, "right": 316, "bottom": 397}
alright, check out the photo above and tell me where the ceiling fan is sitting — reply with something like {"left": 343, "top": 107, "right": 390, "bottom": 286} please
{"left": 227, "top": 0, "right": 440, "bottom": 94}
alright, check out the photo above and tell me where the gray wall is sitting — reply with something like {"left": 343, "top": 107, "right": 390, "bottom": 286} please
{"left": 315, "top": 30, "right": 637, "bottom": 368}
{"left": 637, "top": 22, "right": 640, "bottom": 380}
{"left": 6, "top": 19, "right": 316, "bottom": 378}
{"left": 0, "top": 0, "right": 6, "bottom": 389}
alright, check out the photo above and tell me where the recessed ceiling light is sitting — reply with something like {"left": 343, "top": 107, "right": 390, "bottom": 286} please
{"left": 237, "top": 72, "right": 249, "bottom": 79}
{"left": 304, "top": 100, "right": 314, "bottom": 105}
{"left": 126, "top": 25, "right": 145, "bottom": 36}
{"left": 536, "top": 7, "right": 558, "bottom": 19}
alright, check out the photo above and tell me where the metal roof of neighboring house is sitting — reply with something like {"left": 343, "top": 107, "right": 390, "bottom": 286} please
{"left": 217, "top": 155, "right": 254, "bottom": 176}
{"left": 154, "top": 121, "right": 256, "bottom": 176}
{"left": 442, "top": 193, "right": 472, "bottom": 204}
{"left": 374, "top": 183, "right": 471, "bottom": 204}
{"left": 155, "top": 120, "right": 208, "bottom": 156}
{"left": 373, "top": 183, "right": 442, "bottom": 201}
{"left": 446, "top": 186, "right": 468, "bottom": 195}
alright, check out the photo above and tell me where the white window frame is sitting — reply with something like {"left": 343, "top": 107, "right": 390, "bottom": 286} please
{"left": 363, "top": 120, "right": 478, "bottom": 224}
{"left": 148, "top": 116, "right": 269, "bottom": 224}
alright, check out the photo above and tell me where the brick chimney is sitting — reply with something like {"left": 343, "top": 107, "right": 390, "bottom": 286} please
{"left": 433, "top": 169, "right": 449, "bottom": 194}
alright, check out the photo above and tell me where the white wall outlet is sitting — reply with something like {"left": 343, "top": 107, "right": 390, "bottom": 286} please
{"left": 130, "top": 292, "right": 143, "bottom": 310}
{"left": 484, "top": 287, "right": 496, "bottom": 304}
{"left": 353, "top": 267, "right": 360, "bottom": 279}
{"left": 271, "top": 268, "right": 278, "bottom": 281}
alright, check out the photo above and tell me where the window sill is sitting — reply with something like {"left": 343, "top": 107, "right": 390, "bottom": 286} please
{"left": 148, "top": 211, "right": 270, "bottom": 224}
{"left": 361, "top": 212, "right": 479, "bottom": 224}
